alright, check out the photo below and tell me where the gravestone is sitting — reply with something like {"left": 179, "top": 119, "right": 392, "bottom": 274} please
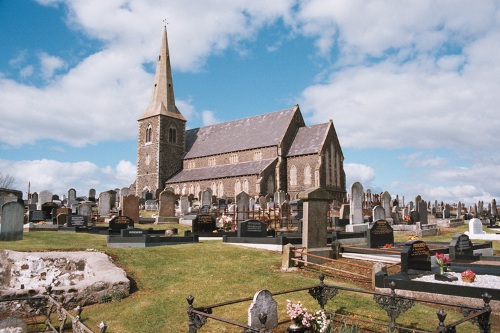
{"left": 77, "top": 203, "right": 93, "bottom": 217}
{"left": 468, "top": 218, "right": 485, "bottom": 235}
{"left": 56, "top": 213, "right": 68, "bottom": 225}
{"left": 457, "top": 202, "right": 462, "bottom": 217}
{"left": 298, "top": 187, "right": 332, "bottom": 249}
{"left": 418, "top": 200, "right": 428, "bottom": 224}
{"left": 37, "top": 190, "right": 53, "bottom": 210}
{"left": 68, "top": 188, "right": 77, "bottom": 200}
{"left": 401, "top": 240, "right": 431, "bottom": 273}
{"left": 236, "top": 191, "right": 250, "bottom": 222}
{"left": 67, "top": 215, "right": 88, "bottom": 227}
{"left": 449, "top": 234, "right": 475, "bottom": 260}
{"left": 247, "top": 289, "right": 278, "bottom": 329}
{"left": 372, "top": 205, "right": 385, "bottom": 222}
{"left": 121, "top": 194, "right": 140, "bottom": 224}
{"left": 108, "top": 216, "right": 134, "bottom": 232}
{"left": 41, "top": 202, "right": 58, "bottom": 220}
{"left": 274, "top": 190, "right": 286, "bottom": 206}
{"left": 0, "top": 202, "right": 24, "bottom": 241}
{"left": 218, "top": 198, "right": 226, "bottom": 211}
{"left": 381, "top": 191, "right": 391, "bottom": 219}
{"left": 339, "top": 204, "right": 350, "bottom": 219}
{"left": 180, "top": 196, "right": 189, "bottom": 215}
{"left": 409, "top": 211, "right": 419, "bottom": 223}
{"left": 29, "top": 210, "right": 46, "bottom": 222}
{"left": 238, "top": 219, "right": 267, "bottom": 238}
{"left": 145, "top": 199, "right": 157, "bottom": 211}
{"left": 88, "top": 189, "right": 96, "bottom": 202}
{"left": 192, "top": 214, "right": 216, "bottom": 232}
{"left": 289, "top": 199, "right": 303, "bottom": 220}
{"left": 30, "top": 192, "right": 38, "bottom": 205}
{"left": 201, "top": 189, "right": 212, "bottom": 207}
{"left": 249, "top": 197, "right": 256, "bottom": 210}
{"left": 98, "top": 192, "right": 112, "bottom": 216}
{"left": 347, "top": 182, "right": 366, "bottom": 232}
{"left": 158, "top": 189, "right": 176, "bottom": 222}
{"left": 367, "top": 220, "right": 394, "bottom": 248}
{"left": 443, "top": 207, "right": 450, "bottom": 218}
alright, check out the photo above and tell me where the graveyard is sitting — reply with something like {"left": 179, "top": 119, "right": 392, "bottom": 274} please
{"left": 0, "top": 185, "right": 500, "bottom": 332}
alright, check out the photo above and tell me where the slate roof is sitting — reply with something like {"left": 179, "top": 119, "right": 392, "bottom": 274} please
{"left": 287, "top": 122, "right": 330, "bottom": 157}
{"left": 166, "top": 158, "right": 277, "bottom": 183}
{"left": 184, "top": 108, "right": 295, "bottom": 159}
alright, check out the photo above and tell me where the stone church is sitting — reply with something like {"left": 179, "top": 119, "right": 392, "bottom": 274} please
{"left": 136, "top": 27, "right": 346, "bottom": 203}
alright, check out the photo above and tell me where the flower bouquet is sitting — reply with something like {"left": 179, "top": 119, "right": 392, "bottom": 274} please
{"left": 461, "top": 269, "right": 476, "bottom": 283}
{"left": 435, "top": 252, "right": 450, "bottom": 275}
{"left": 286, "top": 300, "right": 330, "bottom": 333}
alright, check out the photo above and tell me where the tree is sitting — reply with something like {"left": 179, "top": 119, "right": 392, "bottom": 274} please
{"left": 0, "top": 172, "right": 15, "bottom": 189}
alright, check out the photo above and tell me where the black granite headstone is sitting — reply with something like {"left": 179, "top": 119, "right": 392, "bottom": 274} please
{"left": 121, "top": 228, "right": 147, "bottom": 237}
{"left": 409, "top": 211, "right": 419, "bottom": 223}
{"left": 401, "top": 240, "right": 431, "bottom": 273}
{"left": 29, "top": 210, "right": 46, "bottom": 222}
{"left": 109, "top": 216, "right": 134, "bottom": 232}
{"left": 192, "top": 214, "right": 216, "bottom": 232}
{"left": 367, "top": 220, "right": 394, "bottom": 248}
{"left": 67, "top": 215, "right": 88, "bottom": 227}
{"left": 41, "top": 202, "right": 58, "bottom": 219}
{"left": 449, "top": 233, "right": 476, "bottom": 260}
{"left": 238, "top": 219, "right": 267, "bottom": 238}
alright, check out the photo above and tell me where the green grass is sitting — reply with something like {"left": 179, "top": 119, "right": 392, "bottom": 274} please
{"left": 0, "top": 229, "right": 489, "bottom": 332}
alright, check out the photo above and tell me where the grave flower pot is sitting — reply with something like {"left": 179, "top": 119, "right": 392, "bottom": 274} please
{"left": 461, "top": 269, "right": 476, "bottom": 283}
{"left": 286, "top": 323, "right": 309, "bottom": 333}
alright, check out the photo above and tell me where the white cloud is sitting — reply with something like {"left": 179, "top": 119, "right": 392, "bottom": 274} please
{"left": 201, "top": 110, "right": 220, "bottom": 126}
{"left": 39, "top": 52, "right": 67, "bottom": 80}
{"left": 20, "top": 66, "right": 34, "bottom": 78}
{"left": 0, "top": 158, "right": 135, "bottom": 196}
{"left": 344, "top": 163, "right": 375, "bottom": 184}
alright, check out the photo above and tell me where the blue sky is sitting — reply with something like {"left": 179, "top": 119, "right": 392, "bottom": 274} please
{"left": 1, "top": 0, "right": 499, "bottom": 207}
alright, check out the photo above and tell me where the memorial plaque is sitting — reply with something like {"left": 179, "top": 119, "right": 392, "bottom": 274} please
{"left": 67, "top": 215, "right": 88, "bottom": 227}
{"left": 121, "top": 228, "right": 147, "bottom": 237}
{"left": 238, "top": 219, "right": 267, "bottom": 238}
{"left": 449, "top": 233, "right": 476, "bottom": 260}
{"left": 401, "top": 240, "right": 431, "bottom": 273}
{"left": 109, "top": 216, "right": 134, "bottom": 232}
{"left": 29, "top": 210, "right": 46, "bottom": 222}
{"left": 192, "top": 214, "right": 216, "bottom": 232}
{"left": 367, "top": 220, "right": 394, "bottom": 248}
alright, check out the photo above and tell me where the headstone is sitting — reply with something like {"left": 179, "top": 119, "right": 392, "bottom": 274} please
{"left": 201, "top": 189, "right": 212, "bottom": 207}
{"left": 372, "top": 205, "right": 385, "bottom": 222}
{"left": 443, "top": 207, "right": 450, "bottom": 218}
{"left": 418, "top": 200, "right": 428, "bottom": 224}
{"left": 37, "top": 190, "right": 53, "bottom": 210}
{"left": 29, "top": 210, "right": 46, "bottom": 222}
{"left": 98, "top": 192, "right": 112, "bottom": 216}
{"left": 449, "top": 234, "right": 475, "bottom": 260}
{"left": 339, "top": 204, "right": 350, "bottom": 220}
{"left": 67, "top": 215, "right": 88, "bottom": 227}
{"left": 468, "top": 218, "right": 485, "bottom": 234}
{"left": 192, "top": 214, "right": 216, "bottom": 232}
{"left": 491, "top": 199, "right": 497, "bottom": 217}
{"left": 77, "top": 203, "right": 93, "bottom": 217}
{"left": 298, "top": 188, "right": 332, "bottom": 249}
{"left": 249, "top": 197, "right": 256, "bottom": 211}
{"left": 401, "top": 240, "right": 430, "bottom": 273}
{"left": 349, "top": 182, "right": 363, "bottom": 225}
{"left": 409, "top": 211, "right": 419, "bottom": 223}
{"left": 381, "top": 191, "right": 391, "bottom": 219}
{"left": 68, "top": 188, "right": 77, "bottom": 201}
{"left": 30, "top": 192, "right": 38, "bottom": 205}
{"left": 159, "top": 189, "right": 176, "bottom": 217}
{"left": 0, "top": 202, "right": 24, "bottom": 241}
{"left": 367, "top": 220, "right": 394, "bottom": 248}
{"left": 180, "top": 196, "right": 189, "bottom": 215}
{"left": 248, "top": 290, "right": 278, "bottom": 329}
{"left": 274, "top": 190, "right": 286, "bottom": 206}
{"left": 145, "top": 199, "right": 157, "bottom": 211}
{"left": 236, "top": 191, "right": 250, "bottom": 222}
{"left": 121, "top": 194, "right": 140, "bottom": 224}
{"left": 108, "top": 216, "right": 134, "bottom": 232}
{"left": 88, "top": 189, "right": 96, "bottom": 202}
{"left": 238, "top": 219, "right": 267, "bottom": 238}
{"left": 457, "top": 202, "right": 462, "bottom": 217}
{"left": 289, "top": 199, "right": 303, "bottom": 220}
{"left": 41, "top": 202, "right": 58, "bottom": 220}
{"left": 56, "top": 213, "right": 68, "bottom": 225}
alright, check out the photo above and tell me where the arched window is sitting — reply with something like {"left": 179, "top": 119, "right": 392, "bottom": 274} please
{"left": 189, "top": 184, "right": 194, "bottom": 195}
{"left": 243, "top": 179, "right": 249, "bottom": 193}
{"left": 168, "top": 126, "right": 177, "bottom": 143}
{"left": 290, "top": 165, "right": 297, "bottom": 186}
{"left": 175, "top": 185, "right": 180, "bottom": 195}
{"left": 195, "top": 183, "right": 200, "bottom": 198}
{"left": 218, "top": 181, "right": 224, "bottom": 197}
{"left": 235, "top": 180, "right": 241, "bottom": 194}
{"left": 211, "top": 182, "right": 217, "bottom": 196}
{"left": 145, "top": 124, "right": 152, "bottom": 143}
{"left": 304, "top": 164, "right": 312, "bottom": 185}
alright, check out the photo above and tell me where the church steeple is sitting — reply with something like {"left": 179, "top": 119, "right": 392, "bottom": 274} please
{"left": 138, "top": 25, "right": 185, "bottom": 121}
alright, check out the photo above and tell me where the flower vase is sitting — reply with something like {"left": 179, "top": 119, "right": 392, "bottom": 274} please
{"left": 286, "top": 322, "right": 309, "bottom": 333}
{"left": 439, "top": 266, "right": 444, "bottom": 275}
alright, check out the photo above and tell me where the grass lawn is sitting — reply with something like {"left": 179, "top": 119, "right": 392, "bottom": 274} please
{"left": 0, "top": 227, "right": 491, "bottom": 332}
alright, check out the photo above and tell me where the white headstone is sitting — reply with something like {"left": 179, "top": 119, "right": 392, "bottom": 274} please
{"left": 381, "top": 191, "right": 391, "bottom": 219}
{"left": 372, "top": 205, "right": 385, "bottom": 221}
{"left": 349, "top": 182, "right": 363, "bottom": 225}
{"left": 469, "top": 218, "right": 485, "bottom": 235}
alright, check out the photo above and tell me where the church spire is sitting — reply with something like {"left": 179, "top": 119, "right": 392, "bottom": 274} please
{"left": 139, "top": 25, "right": 185, "bottom": 121}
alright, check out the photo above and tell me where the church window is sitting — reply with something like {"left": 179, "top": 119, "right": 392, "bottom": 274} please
{"left": 189, "top": 184, "right": 194, "bottom": 195}
{"left": 208, "top": 157, "right": 216, "bottom": 166}
{"left": 195, "top": 183, "right": 200, "bottom": 197}
{"left": 290, "top": 165, "right": 297, "bottom": 186}
{"left": 304, "top": 164, "right": 312, "bottom": 185}
{"left": 175, "top": 185, "right": 180, "bottom": 195}
{"left": 145, "top": 124, "right": 152, "bottom": 143}
{"left": 187, "top": 160, "right": 196, "bottom": 169}
{"left": 212, "top": 182, "right": 217, "bottom": 196}
{"left": 168, "top": 126, "right": 177, "bottom": 143}
{"left": 218, "top": 181, "right": 224, "bottom": 196}
{"left": 235, "top": 180, "right": 241, "bottom": 194}
{"left": 243, "top": 179, "right": 249, "bottom": 193}
{"left": 254, "top": 151, "right": 262, "bottom": 161}
{"left": 145, "top": 154, "right": 150, "bottom": 166}
{"left": 230, "top": 153, "right": 238, "bottom": 164}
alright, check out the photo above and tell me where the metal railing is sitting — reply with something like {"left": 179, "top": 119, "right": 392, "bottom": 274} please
{"left": 186, "top": 274, "right": 492, "bottom": 333}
